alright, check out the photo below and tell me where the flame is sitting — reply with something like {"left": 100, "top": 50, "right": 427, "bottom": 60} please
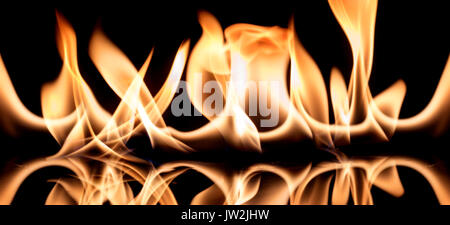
{"left": 0, "top": 0, "right": 449, "bottom": 205}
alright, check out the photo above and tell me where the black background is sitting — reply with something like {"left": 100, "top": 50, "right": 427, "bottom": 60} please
{"left": 0, "top": 0, "right": 448, "bottom": 205}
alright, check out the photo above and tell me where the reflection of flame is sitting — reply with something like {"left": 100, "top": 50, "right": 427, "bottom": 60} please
{"left": 0, "top": 0, "right": 449, "bottom": 204}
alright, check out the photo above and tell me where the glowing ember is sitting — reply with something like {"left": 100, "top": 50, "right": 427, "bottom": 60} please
{"left": 0, "top": 0, "right": 449, "bottom": 204}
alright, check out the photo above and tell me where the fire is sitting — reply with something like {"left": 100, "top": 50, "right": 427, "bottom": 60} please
{"left": 0, "top": 0, "right": 449, "bottom": 205}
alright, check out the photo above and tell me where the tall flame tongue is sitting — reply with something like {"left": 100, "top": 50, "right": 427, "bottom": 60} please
{"left": 0, "top": 0, "right": 449, "bottom": 204}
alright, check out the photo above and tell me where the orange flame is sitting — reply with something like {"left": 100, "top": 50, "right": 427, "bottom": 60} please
{"left": 0, "top": 0, "right": 449, "bottom": 204}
